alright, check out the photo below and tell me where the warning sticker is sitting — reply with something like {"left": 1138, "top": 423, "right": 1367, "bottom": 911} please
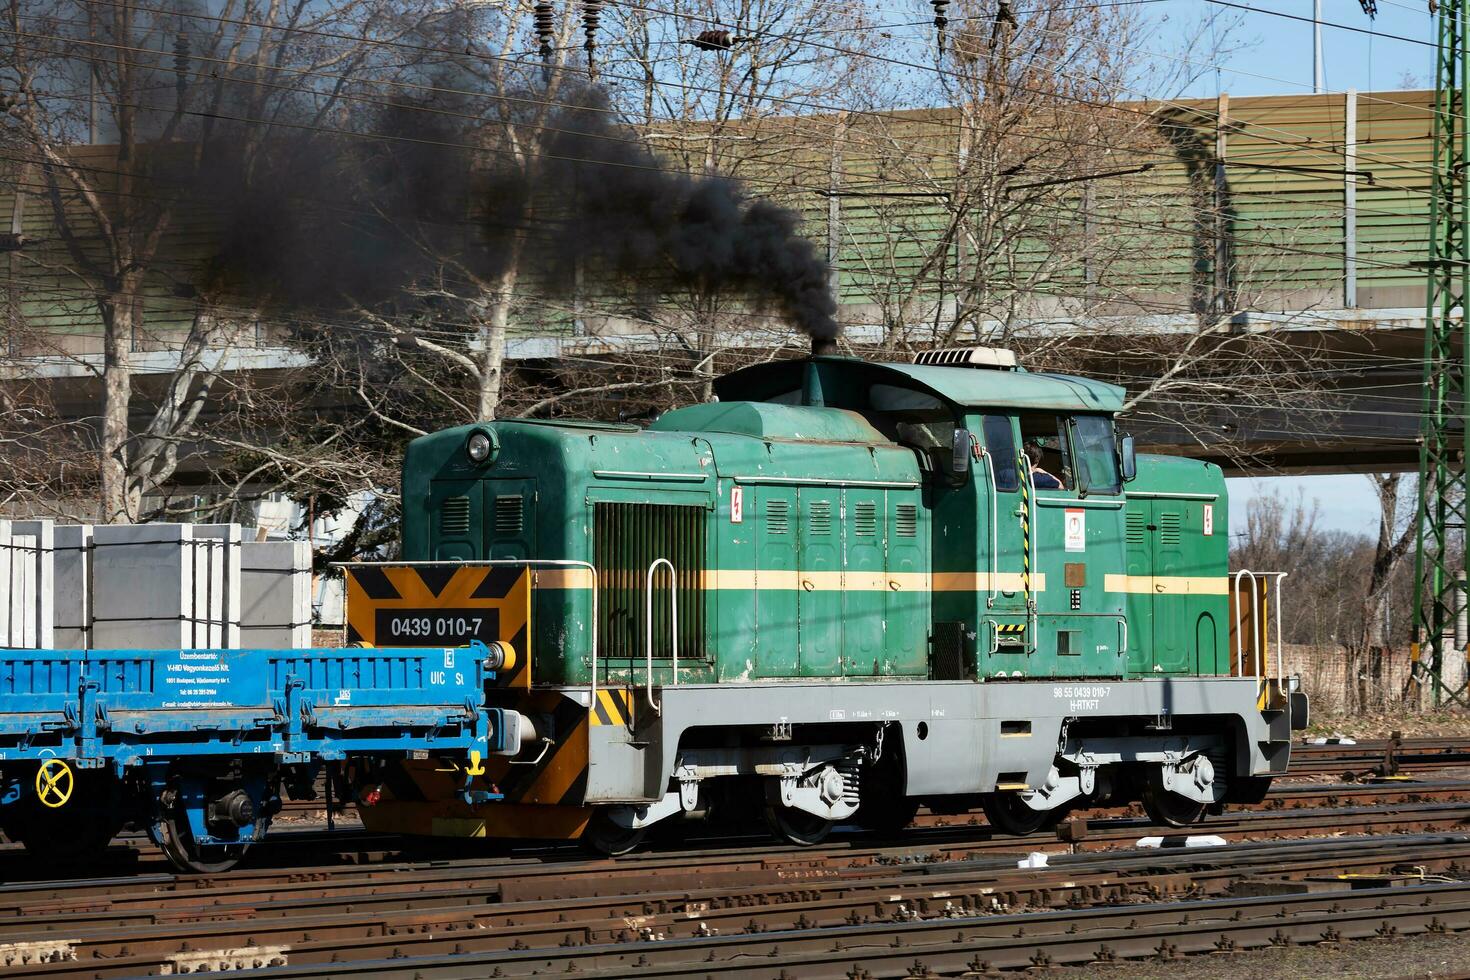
{"left": 1064, "top": 508, "right": 1085, "bottom": 552}
{"left": 1203, "top": 504, "right": 1214, "bottom": 537}
{"left": 731, "top": 485, "right": 744, "bottom": 523}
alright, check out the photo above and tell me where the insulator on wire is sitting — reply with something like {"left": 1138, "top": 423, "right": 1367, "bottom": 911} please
{"left": 929, "top": 0, "right": 949, "bottom": 56}
{"left": 534, "top": 2, "right": 556, "bottom": 62}
{"left": 989, "top": 0, "right": 1016, "bottom": 53}
{"left": 582, "top": 0, "right": 603, "bottom": 79}
{"left": 173, "top": 32, "right": 190, "bottom": 100}
{"left": 682, "top": 29, "right": 751, "bottom": 52}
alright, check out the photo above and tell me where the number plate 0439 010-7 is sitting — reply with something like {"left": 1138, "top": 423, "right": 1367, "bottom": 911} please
{"left": 374, "top": 608, "right": 499, "bottom": 646}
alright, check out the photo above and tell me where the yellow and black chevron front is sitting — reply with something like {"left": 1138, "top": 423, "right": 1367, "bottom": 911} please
{"left": 356, "top": 688, "right": 605, "bottom": 840}
{"left": 344, "top": 564, "right": 531, "bottom": 688}
{"left": 995, "top": 623, "right": 1027, "bottom": 635}
{"left": 591, "top": 688, "right": 633, "bottom": 727}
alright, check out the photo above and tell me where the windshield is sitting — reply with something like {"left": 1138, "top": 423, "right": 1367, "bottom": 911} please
{"left": 1071, "top": 416, "right": 1122, "bottom": 495}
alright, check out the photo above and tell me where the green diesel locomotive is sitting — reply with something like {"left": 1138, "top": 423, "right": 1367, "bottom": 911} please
{"left": 348, "top": 347, "right": 1302, "bottom": 852}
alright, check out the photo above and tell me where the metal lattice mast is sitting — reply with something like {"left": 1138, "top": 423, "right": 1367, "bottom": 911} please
{"left": 1411, "top": 0, "right": 1470, "bottom": 706}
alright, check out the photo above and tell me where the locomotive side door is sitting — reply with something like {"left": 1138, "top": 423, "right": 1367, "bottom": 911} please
{"left": 842, "top": 487, "right": 886, "bottom": 676}
{"left": 975, "top": 413, "right": 1029, "bottom": 677}
{"left": 797, "top": 488, "right": 842, "bottom": 676}
{"left": 1123, "top": 500, "right": 1154, "bottom": 676}
{"left": 754, "top": 486, "right": 799, "bottom": 677}
{"left": 1149, "top": 499, "right": 1190, "bottom": 674}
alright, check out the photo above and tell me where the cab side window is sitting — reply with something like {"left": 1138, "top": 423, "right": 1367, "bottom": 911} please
{"left": 980, "top": 415, "right": 1019, "bottom": 492}
{"left": 1018, "top": 414, "right": 1072, "bottom": 490}
{"left": 1069, "top": 415, "right": 1122, "bottom": 495}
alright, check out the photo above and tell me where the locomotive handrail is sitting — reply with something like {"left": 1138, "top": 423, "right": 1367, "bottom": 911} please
{"left": 1232, "top": 569, "right": 1289, "bottom": 696}
{"left": 982, "top": 444, "right": 998, "bottom": 609}
{"left": 1234, "top": 569, "right": 1260, "bottom": 682}
{"left": 333, "top": 558, "right": 602, "bottom": 701}
{"left": 645, "top": 558, "right": 679, "bottom": 716}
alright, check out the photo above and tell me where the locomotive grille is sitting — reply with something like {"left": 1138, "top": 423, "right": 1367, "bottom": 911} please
{"left": 1125, "top": 510, "right": 1146, "bottom": 545}
{"left": 767, "top": 499, "right": 791, "bottom": 534}
{"left": 440, "top": 496, "right": 471, "bottom": 535}
{"left": 853, "top": 501, "right": 877, "bottom": 536}
{"left": 594, "top": 502, "right": 706, "bottom": 662}
{"left": 494, "top": 494, "right": 525, "bottom": 534}
{"left": 895, "top": 503, "right": 918, "bottom": 537}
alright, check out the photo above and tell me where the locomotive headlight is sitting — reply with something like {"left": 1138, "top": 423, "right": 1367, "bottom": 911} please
{"left": 466, "top": 430, "right": 495, "bottom": 465}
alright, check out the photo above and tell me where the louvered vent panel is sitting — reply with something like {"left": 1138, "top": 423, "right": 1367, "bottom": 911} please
{"left": 440, "top": 496, "right": 470, "bottom": 535}
{"left": 854, "top": 501, "right": 877, "bottom": 536}
{"left": 593, "top": 502, "right": 706, "bottom": 662}
{"left": 767, "top": 499, "right": 790, "bottom": 534}
{"left": 1125, "top": 511, "right": 1146, "bottom": 545}
{"left": 810, "top": 501, "right": 832, "bottom": 535}
{"left": 896, "top": 504, "right": 918, "bottom": 537}
{"left": 494, "top": 495, "right": 524, "bottom": 534}
{"left": 1159, "top": 512, "right": 1182, "bottom": 544}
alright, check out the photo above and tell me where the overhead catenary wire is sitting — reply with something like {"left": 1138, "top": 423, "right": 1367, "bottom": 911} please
{"left": 7, "top": 0, "right": 1448, "bottom": 200}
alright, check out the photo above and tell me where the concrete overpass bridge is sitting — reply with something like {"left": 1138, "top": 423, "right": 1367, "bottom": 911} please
{"left": 0, "top": 88, "right": 1449, "bottom": 493}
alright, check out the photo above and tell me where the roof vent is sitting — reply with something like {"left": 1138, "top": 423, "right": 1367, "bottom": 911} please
{"left": 913, "top": 346, "right": 1019, "bottom": 370}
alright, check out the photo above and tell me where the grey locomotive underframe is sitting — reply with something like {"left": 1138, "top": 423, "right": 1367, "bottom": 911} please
{"left": 565, "top": 677, "right": 1291, "bottom": 825}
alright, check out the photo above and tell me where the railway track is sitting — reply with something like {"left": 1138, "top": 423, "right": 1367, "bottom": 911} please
{"left": 1289, "top": 736, "right": 1470, "bottom": 777}
{"left": 6, "top": 743, "right": 1470, "bottom": 976}
{"left": 4, "top": 829, "right": 1470, "bottom": 976}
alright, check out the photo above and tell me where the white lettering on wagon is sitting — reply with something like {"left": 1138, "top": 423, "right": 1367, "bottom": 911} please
{"left": 161, "top": 650, "right": 235, "bottom": 708}
{"left": 1053, "top": 685, "right": 1112, "bottom": 712}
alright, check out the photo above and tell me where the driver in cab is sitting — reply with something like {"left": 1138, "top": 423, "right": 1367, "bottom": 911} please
{"left": 1024, "top": 443, "right": 1063, "bottom": 490}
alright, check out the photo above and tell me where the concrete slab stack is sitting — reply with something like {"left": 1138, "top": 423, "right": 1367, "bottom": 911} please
{"left": 4, "top": 519, "right": 316, "bottom": 650}
{"left": 90, "top": 523, "right": 242, "bottom": 650}
{"left": 52, "top": 524, "right": 93, "bottom": 649}
{"left": 0, "top": 519, "right": 54, "bottom": 649}
{"left": 240, "top": 540, "right": 313, "bottom": 649}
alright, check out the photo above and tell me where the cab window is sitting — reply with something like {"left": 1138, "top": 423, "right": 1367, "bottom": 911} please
{"left": 868, "top": 384, "right": 958, "bottom": 478}
{"left": 1019, "top": 414, "right": 1072, "bottom": 490}
{"left": 1070, "top": 415, "right": 1122, "bottom": 495}
{"left": 980, "top": 415, "right": 1019, "bottom": 492}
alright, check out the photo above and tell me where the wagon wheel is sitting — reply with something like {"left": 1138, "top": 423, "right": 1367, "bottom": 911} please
{"left": 580, "top": 810, "right": 647, "bottom": 857}
{"left": 981, "top": 792, "right": 1066, "bottom": 836}
{"left": 156, "top": 811, "right": 266, "bottom": 874}
{"left": 763, "top": 804, "right": 833, "bottom": 846}
{"left": 155, "top": 798, "right": 269, "bottom": 875}
{"left": 1140, "top": 769, "right": 1206, "bottom": 828}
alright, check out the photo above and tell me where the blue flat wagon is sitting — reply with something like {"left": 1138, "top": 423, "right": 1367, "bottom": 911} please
{"left": 0, "top": 641, "right": 520, "bottom": 872}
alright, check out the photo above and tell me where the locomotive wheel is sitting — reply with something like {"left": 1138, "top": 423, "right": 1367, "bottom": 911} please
{"left": 981, "top": 793, "right": 1066, "bottom": 836}
{"left": 1140, "top": 773, "right": 1206, "bottom": 828}
{"left": 763, "top": 804, "right": 833, "bottom": 846}
{"left": 581, "top": 811, "right": 647, "bottom": 857}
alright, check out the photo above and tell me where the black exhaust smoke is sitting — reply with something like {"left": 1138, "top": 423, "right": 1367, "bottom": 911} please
{"left": 200, "top": 82, "right": 839, "bottom": 346}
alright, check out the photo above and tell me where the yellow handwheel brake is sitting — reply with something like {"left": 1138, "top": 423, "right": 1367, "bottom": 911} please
{"left": 36, "top": 759, "right": 74, "bottom": 808}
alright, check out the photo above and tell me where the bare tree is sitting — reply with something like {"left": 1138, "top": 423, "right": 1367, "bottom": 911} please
{"left": 0, "top": 0, "right": 401, "bottom": 521}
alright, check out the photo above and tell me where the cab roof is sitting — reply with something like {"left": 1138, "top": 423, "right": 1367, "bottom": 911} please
{"left": 713, "top": 356, "right": 1126, "bottom": 414}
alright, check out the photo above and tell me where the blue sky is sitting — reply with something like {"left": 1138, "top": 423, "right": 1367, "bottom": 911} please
{"left": 1159, "top": 1, "right": 1433, "bottom": 98}
{"left": 1161, "top": 2, "right": 1430, "bottom": 539}
{"left": 1226, "top": 474, "right": 1384, "bottom": 538}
